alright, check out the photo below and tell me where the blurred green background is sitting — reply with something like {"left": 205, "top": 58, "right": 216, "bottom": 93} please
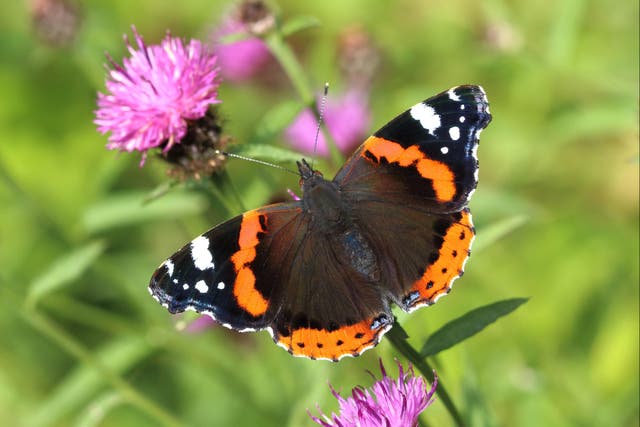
{"left": 1, "top": 0, "right": 637, "bottom": 426}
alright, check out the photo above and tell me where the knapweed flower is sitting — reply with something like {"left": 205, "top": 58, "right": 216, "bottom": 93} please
{"left": 337, "top": 26, "right": 380, "bottom": 92}
{"left": 285, "top": 90, "right": 371, "bottom": 157}
{"left": 95, "top": 28, "right": 220, "bottom": 163}
{"left": 211, "top": 16, "right": 271, "bottom": 82}
{"left": 29, "top": 0, "right": 81, "bottom": 47}
{"left": 309, "top": 360, "right": 437, "bottom": 427}
{"left": 183, "top": 314, "right": 218, "bottom": 333}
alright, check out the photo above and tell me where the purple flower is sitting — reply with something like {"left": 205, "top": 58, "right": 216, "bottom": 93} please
{"left": 184, "top": 314, "right": 218, "bottom": 333}
{"left": 211, "top": 17, "right": 271, "bottom": 82}
{"left": 29, "top": 0, "right": 82, "bottom": 48}
{"left": 95, "top": 28, "right": 220, "bottom": 161}
{"left": 285, "top": 90, "right": 370, "bottom": 157}
{"left": 309, "top": 360, "right": 437, "bottom": 427}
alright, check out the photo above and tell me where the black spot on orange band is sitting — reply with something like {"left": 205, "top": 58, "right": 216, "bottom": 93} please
{"left": 276, "top": 316, "right": 391, "bottom": 360}
{"left": 407, "top": 209, "right": 474, "bottom": 307}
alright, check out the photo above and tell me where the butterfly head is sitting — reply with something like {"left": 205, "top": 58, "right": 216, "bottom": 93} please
{"left": 297, "top": 158, "right": 325, "bottom": 187}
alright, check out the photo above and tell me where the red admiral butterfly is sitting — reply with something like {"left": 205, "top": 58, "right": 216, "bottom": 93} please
{"left": 149, "top": 85, "right": 492, "bottom": 361}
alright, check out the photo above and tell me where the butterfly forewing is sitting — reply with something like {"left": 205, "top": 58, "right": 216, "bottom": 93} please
{"left": 335, "top": 85, "right": 491, "bottom": 213}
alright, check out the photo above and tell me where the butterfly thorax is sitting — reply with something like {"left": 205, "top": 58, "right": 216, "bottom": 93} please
{"left": 297, "top": 159, "right": 379, "bottom": 279}
{"left": 298, "top": 161, "right": 346, "bottom": 229}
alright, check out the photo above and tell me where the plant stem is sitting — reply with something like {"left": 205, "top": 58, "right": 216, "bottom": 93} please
{"left": 264, "top": 31, "right": 314, "bottom": 107}
{"left": 24, "top": 309, "right": 185, "bottom": 427}
{"left": 386, "top": 325, "right": 466, "bottom": 427}
{"left": 264, "top": 27, "right": 343, "bottom": 168}
{"left": 216, "top": 169, "right": 246, "bottom": 212}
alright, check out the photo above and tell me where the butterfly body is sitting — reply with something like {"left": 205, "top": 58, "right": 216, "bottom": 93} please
{"left": 150, "top": 85, "right": 492, "bottom": 361}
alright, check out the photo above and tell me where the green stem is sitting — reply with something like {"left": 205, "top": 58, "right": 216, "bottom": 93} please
{"left": 216, "top": 169, "right": 246, "bottom": 212}
{"left": 197, "top": 178, "right": 234, "bottom": 219}
{"left": 264, "top": 28, "right": 343, "bottom": 168}
{"left": 0, "top": 159, "right": 70, "bottom": 245}
{"left": 386, "top": 325, "right": 466, "bottom": 427}
{"left": 24, "top": 309, "right": 185, "bottom": 427}
{"left": 264, "top": 31, "right": 314, "bottom": 107}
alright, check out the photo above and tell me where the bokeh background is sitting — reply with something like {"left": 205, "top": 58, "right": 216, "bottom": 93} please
{"left": 1, "top": 0, "right": 638, "bottom": 426}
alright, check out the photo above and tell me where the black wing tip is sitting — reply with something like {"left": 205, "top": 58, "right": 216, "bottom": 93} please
{"left": 447, "top": 84, "right": 492, "bottom": 131}
{"left": 148, "top": 271, "right": 188, "bottom": 314}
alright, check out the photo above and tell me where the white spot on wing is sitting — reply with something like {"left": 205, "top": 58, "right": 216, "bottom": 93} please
{"left": 195, "top": 280, "right": 209, "bottom": 293}
{"left": 164, "top": 260, "right": 174, "bottom": 277}
{"left": 449, "top": 126, "right": 460, "bottom": 141}
{"left": 217, "top": 281, "right": 225, "bottom": 290}
{"left": 183, "top": 283, "right": 189, "bottom": 290}
{"left": 410, "top": 103, "right": 441, "bottom": 135}
{"left": 447, "top": 87, "right": 461, "bottom": 101}
{"left": 191, "top": 236, "right": 215, "bottom": 270}
{"left": 459, "top": 116, "right": 465, "bottom": 123}
{"left": 441, "top": 146, "right": 449, "bottom": 154}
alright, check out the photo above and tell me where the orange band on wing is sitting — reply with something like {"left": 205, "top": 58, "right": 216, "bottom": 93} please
{"left": 411, "top": 210, "right": 474, "bottom": 305}
{"left": 362, "top": 136, "right": 456, "bottom": 202}
{"left": 232, "top": 212, "right": 269, "bottom": 317}
{"left": 277, "top": 318, "right": 390, "bottom": 360}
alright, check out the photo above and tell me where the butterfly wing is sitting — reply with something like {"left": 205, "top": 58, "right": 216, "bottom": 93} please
{"left": 335, "top": 85, "right": 490, "bottom": 213}
{"left": 148, "top": 204, "right": 300, "bottom": 331}
{"left": 334, "top": 85, "right": 491, "bottom": 310}
{"left": 149, "top": 85, "right": 491, "bottom": 359}
{"left": 149, "top": 202, "right": 392, "bottom": 361}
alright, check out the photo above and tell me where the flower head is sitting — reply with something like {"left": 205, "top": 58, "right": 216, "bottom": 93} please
{"left": 337, "top": 26, "right": 380, "bottom": 92}
{"left": 95, "top": 28, "right": 220, "bottom": 161}
{"left": 29, "top": 0, "right": 82, "bottom": 48}
{"left": 285, "top": 90, "right": 370, "bottom": 157}
{"left": 211, "top": 17, "right": 271, "bottom": 82}
{"left": 309, "top": 360, "right": 437, "bottom": 427}
{"left": 183, "top": 314, "right": 218, "bottom": 333}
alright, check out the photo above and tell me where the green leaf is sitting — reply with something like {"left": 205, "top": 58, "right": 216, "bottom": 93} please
{"left": 25, "top": 334, "right": 155, "bottom": 427}
{"left": 82, "top": 191, "right": 207, "bottom": 233}
{"left": 230, "top": 144, "right": 303, "bottom": 164}
{"left": 280, "top": 15, "right": 321, "bottom": 37}
{"left": 249, "top": 100, "right": 305, "bottom": 145}
{"left": 473, "top": 214, "right": 528, "bottom": 252}
{"left": 75, "top": 392, "right": 124, "bottom": 427}
{"left": 142, "top": 180, "right": 180, "bottom": 205}
{"left": 420, "top": 298, "right": 528, "bottom": 357}
{"left": 27, "top": 241, "right": 105, "bottom": 307}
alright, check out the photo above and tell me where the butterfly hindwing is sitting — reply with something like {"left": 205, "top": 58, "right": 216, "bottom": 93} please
{"left": 338, "top": 199, "right": 475, "bottom": 311}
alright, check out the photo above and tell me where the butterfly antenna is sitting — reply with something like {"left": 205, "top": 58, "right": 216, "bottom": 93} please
{"left": 311, "top": 83, "right": 330, "bottom": 170}
{"left": 218, "top": 151, "right": 299, "bottom": 176}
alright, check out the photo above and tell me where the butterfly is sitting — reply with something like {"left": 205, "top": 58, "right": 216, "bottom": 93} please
{"left": 149, "top": 85, "right": 492, "bottom": 361}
